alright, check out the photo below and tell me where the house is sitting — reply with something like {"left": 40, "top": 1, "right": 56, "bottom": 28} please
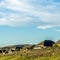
{"left": 34, "top": 41, "right": 46, "bottom": 49}
{"left": 34, "top": 40, "right": 55, "bottom": 49}
{"left": 9, "top": 47, "right": 16, "bottom": 53}
{"left": 15, "top": 45, "right": 24, "bottom": 51}
{"left": 2, "top": 47, "right": 10, "bottom": 54}
{"left": 34, "top": 45, "right": 46, "bottom": 49}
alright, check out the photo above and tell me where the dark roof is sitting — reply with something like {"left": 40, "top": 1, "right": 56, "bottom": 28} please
{"left": 16, "top": 45, "right": 24, "bottom": 48}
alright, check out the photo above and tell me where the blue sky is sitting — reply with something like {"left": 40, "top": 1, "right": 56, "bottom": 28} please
{"left": 0, "top": 0, "right": 60, "bottom": 47}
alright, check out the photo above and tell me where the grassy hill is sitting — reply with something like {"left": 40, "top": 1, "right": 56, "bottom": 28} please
{"left": 0, "top": 54, "right": 60, "bottom": 60}
{"left": 0, "top": 47, "right": 59, "bottom": 60}
{"left": 0, "top": 40, "right": 60, "bottom": 60}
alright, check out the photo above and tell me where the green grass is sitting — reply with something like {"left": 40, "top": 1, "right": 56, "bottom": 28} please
{"left": 35, "top": 55, "right": 60, "bottom": 60}
{"left": 0, "top": 55, "right": 60, "bottom": 60}
{"left": 0, "top": 47, "right": 60, "bottom": 60}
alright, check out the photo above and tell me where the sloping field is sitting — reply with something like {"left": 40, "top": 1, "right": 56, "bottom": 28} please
{"left": 0, "top": 55, "right": 60, "bottom": 60}
{"left": 0, "top": 47, "right": 60, "bottom": 60}
{"left": 0, "top": 55, "right": 28, "bottom": 60}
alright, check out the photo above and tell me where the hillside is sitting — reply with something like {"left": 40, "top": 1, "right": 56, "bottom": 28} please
{"left": 0, "top": 46, "right": 60, "bottom": 60}
{"left": 0, "top": 54, "right": 60, "bottom": 60}
{"left": 0, "top": 40, "right": 60, "bottom": 60}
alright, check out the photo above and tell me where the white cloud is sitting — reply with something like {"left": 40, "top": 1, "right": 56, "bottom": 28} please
{"left": 56, "top": 30, "right": 60, "bottom": 32}
{"left": 37, "top": 25, "right": 60, "bottom": 29}
{"left": 0, "top": 13, "right": 33, "bottom": 26}
{"left": 1, "top": 0, "right": 33, "bottom": 13}
{"left": 37, "top": 25, "right": 54, "bottom": 29}
{"left": 0, "top": 0, "right": 60, "bottom": 27}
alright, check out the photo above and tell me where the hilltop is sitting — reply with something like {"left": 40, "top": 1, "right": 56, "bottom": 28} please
{"left": 0, "top": 39, "right": 60, "bottom": 50}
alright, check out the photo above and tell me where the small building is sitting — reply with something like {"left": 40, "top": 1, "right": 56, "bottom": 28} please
{"left": 9, "top": 47, "right": 16, "bottom": 53}
{"left": 34, "top": 41, "right": 46, "bottom": 49}
{"left": 2, "top": 47, "right": 10, "bottom": 54}
{"left": 33, "top": 40, "right": 55, "bottom": 49}
{"left": 15, "top": 45, "right": 24, "bottom": 51}
{"left": 34, "top": 45, "right": 46, "bottom": 49}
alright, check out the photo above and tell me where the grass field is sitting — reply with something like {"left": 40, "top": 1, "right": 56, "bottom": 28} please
{"left": 0, "top": 47, "right": 60, "bottom": 60}
{"left": 0, "top": 55, "right": 60, "bottom": 60}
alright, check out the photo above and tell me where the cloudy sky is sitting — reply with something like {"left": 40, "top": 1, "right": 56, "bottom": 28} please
{"left": 0, "top": 0, "right": 60, "bottom": 47}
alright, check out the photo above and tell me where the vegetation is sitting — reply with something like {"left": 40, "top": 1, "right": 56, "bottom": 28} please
{"left": 0, "top": 54, "right": 60, "bottom": 60}
{"left": 0, "top": 47, "right": 59, "bottom": 60}
{"left": 0, "top": 40, "right": 60, "bottom": 60}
